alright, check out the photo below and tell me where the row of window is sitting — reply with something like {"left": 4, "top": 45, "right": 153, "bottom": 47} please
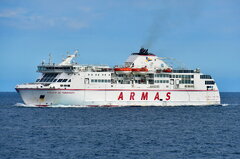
{"left": 46, "top": 67, "right": 72, "bottom": 70}
{"left": 185, "top": 85, "right": 194, "bottom": 88}
{"left": 172, "top": 70, "right": 195, "bottom": 73}
{"left": 37, "top": 78, "right": 56, "bottom": 82}
{"left": 201, "top": 75, "right": 212, "bottom": 79}
{"left": 38, "top": 66, "right": 73, "bottom": 70}
{"left": 117, "top": 74, "right": 126, "bottom": 77}
{"left": 205, "top": 81, "right": 215, "bottom": 85}
{"left": 155, "top": 74, "right": 194, "bottom": 79}
{"left": 91, "top": 79, "right": 111, "bottom": 83}
{"left": 36, "top": 78, "right": 71, "bottom": 83}
{"left": 37, "top": 78, "right": 53, "bottom": 82}
{"left": 169, "top": 75, "right": 194, "bottom": 78}
{"left": 88, "top": 74, "right": 110, "bottom": 76}
{"left": 133, "top": 75, "right": 142, "bottom": 77}
{"left": 118, "top": 80, "right": 131, "bottom": 84}
{"left": 154, "top": 74, "right": 169, "bottom": 78}
{"left": 42, "top": 73, "right": 58, "bottom": 78}
{"left": 154, "top": 80, "right": 169, "bottom": 83}
{"left": 57, "top": 79, "right": 70, "bottom": 82}
{"left": 179, "top": 80, "right": 194, "bottom": 84}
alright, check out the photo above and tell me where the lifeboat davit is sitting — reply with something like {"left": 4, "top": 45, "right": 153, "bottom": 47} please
{"left": 114, "top": 67, "right": 132, "bottom": 74}
{"left": 163, "top": 68, "right": 172, "bottom": 73}
{"left": 132, "top": 67, "right": 148, "bottom": 74}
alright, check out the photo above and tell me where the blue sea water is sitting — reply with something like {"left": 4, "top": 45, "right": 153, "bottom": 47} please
{"left": 0, "top": 92, "right": 240, "bottom": 159}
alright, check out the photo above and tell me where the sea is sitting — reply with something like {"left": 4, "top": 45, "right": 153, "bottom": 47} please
{"left": 0, "top": 92, "right": 240, "bottom": 159}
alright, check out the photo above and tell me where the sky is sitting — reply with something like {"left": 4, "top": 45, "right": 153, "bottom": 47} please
{"left": 0, "top": 0, "right": 240, "bottom": 92}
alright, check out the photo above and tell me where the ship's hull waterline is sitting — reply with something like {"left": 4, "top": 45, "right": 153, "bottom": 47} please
{"left": 17, "top": 88, "right": 220, "bottom": 107}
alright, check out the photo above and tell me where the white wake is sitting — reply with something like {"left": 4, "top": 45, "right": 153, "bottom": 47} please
{"left": 14, "top": 103, "right": 89, "bottom": 108}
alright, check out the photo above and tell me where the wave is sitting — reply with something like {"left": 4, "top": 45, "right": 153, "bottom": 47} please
{"left": 14, "top": 103, "right": 36, "bottom": 107}
{"left": 221, "top": 104, "right": 229, "bottom": 107}
{"left": 50, "top": 104, "right": 89, "bottom": 108}
{"left": 14, "top": 103, "right": 89, "bottom": 108}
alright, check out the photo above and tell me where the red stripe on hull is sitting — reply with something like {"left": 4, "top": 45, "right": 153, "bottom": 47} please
{"left": 36, "top": 105, "right": 49, "bottom": 107}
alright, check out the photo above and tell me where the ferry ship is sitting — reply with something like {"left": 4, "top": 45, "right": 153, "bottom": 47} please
{"left": 16, "top": 48, "right": 220, "bottom": 107}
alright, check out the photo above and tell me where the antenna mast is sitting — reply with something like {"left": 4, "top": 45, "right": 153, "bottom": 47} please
{"left": 49, "top": 53, "right": 52, "bottom": 64}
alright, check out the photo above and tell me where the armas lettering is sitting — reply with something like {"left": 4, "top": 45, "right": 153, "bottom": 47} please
{"left": 117, "top": 92, "right": 171, "bottom": 101}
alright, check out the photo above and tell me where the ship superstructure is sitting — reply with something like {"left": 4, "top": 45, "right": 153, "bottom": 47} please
{"left": 16, "top": 48, "right": 220, "bottom": 106}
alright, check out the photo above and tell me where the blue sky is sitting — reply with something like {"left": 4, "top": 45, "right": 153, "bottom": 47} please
{"left": 0, "top": 0, "right": 240, "bottom": 92}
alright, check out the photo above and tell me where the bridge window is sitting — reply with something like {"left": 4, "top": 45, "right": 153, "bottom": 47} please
{"left": 62, "top": 79, "right": 68, "bottom": 82}
{"left": 57, "top": 79, "right": 63, "bottom": 82}
{"left": 38, "top": 73, "right": 58, "bottom": 82}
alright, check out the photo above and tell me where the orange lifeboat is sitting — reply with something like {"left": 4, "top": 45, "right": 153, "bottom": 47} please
{"left": 132, "top": 67, "right": 148, "bottom": 74}
{"left": 114, "top": 67, "right": 132, "bottom": 74}
{"left": 163, "top": 68, "right": 172, "bottom": 73}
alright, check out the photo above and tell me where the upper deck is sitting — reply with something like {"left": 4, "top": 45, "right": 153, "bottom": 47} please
{"left": 15, "top": 48, "right": 219, "bottom": 95}
{"left": 37, "top": 50, "right": 111, "bottom": 73}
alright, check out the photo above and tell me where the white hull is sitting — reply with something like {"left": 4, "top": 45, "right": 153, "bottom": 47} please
{"left": 17, "top": 88, "right": 220, "bottom": 107}
{"left": 16, "top": 48, "right": 221, "bottom": 107}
